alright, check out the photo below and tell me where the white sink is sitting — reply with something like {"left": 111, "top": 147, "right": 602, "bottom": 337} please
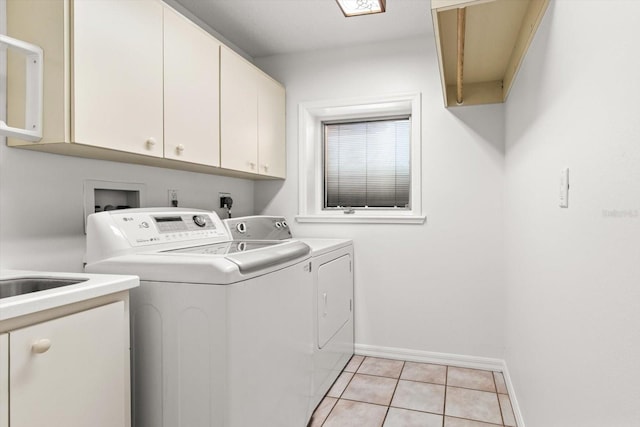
{"left": 0, "top": 269, "right": 139, "bottom": 321}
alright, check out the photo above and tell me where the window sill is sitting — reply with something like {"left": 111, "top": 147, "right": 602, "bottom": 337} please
{"left": 295, "top": 215, "right": 426, "bottom": 224}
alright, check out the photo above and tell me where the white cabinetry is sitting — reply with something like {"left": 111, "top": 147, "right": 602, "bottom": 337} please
{"left": 8, "top": 302, "right": 125, "bottom": 427}
{"left": 7, "top": 0, "right": 164, "bottom": 157}
{"left": 73, "top": 0, "right": 164, "bottom": 156}
{"left": 7, "top": 0, "right": 285, "bottom": 179}
{"left": 220, "top": 46, "right": 259, "bottom": 174}
{"left": 221, "top": 47, "right": 286, "bottom": 178}
{"left": 258, "top": 73, "right": 286, "bottom": 178}
{"left": 164, "top": 6, "right": 220, "bottom": 167}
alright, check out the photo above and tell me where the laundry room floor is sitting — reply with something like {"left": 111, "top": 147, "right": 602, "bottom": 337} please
{"left": 309, "top": 356, "right": 517, "bottom": 427}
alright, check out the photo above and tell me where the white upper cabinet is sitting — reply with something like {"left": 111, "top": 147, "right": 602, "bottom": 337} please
{"left": 7, "top": 0, "right": 164, "bottom": 157}
{"left": 163, "top": 6, "right": 221, "bottom": 167}
{"left": 258, "top": 73, "right": 286, "bottom": 179}
{"left": 7, "top": 0, "right": 285, "bottom": 179}
{"left": 220, "top": 46, "right": 259, "bottom": 174}
{"left": 221, "top": 47, "right": 286, "bottom": 178}
{"left": 73, "top": 0, "right": 164, "bottom": 156}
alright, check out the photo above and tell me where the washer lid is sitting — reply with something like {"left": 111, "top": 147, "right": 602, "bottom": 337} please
{"left": 164, "top": 240, "right": 311, "bottom": 273}
{"left": 225, "top": 241, "right": 310, "bottom": 273}
{"left": 165, "top": 241, "right": 283, "bottom": 255}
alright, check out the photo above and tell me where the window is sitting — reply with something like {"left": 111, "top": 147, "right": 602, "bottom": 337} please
{"left": 298, "top": 93, "right": 425, "bottom": 224}
{"left": 324, "top": 118, "right": 410, "bottom": 210}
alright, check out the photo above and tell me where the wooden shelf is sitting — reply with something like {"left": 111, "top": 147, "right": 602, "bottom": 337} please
{"left": 431, "top": 0, "right": 549, "bottom": 107}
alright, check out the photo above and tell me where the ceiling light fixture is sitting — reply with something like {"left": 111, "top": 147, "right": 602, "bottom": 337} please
{"left": 336, "top": 0, "right": 386, "bottom": 17}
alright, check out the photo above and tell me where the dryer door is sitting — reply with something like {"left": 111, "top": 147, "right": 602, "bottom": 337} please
{"left": 317, "top": 254, "right": 352, "bottom": 349}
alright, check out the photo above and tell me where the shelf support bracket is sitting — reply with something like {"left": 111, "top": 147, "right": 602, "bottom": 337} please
{"left": 456, "top": 7, "right": 466, "bottom": 105}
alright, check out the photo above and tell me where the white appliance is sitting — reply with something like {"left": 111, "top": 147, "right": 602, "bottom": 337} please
{"left": 84, "top": 208, "right": 314, "bottom": 427}
{"left": 224, "top": 216, "right": 354, "bottom": 416}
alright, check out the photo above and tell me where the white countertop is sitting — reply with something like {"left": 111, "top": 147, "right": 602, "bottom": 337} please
{"left": 0, "top": 269, "right": 139, "bottom": 321}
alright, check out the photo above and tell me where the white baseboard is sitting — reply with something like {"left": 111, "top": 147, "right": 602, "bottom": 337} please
{"left": 499, "top": 361, "right": 526, "bottom": 427}
{"left": 354, "top": 343, "right": 525, "bottom": 427}
{"left": 355, "top": 343, "right": 504, "bottom": 371}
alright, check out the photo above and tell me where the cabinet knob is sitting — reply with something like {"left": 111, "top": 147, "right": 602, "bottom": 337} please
{"left": 249, "top": 161, "right": 256, "bottom": 170}
{"left": 145, "top": 137, "right": 157, "bottom": 150}
{"left": 176, "top": 144, "right": 185, "bottom": 154}
{"left": 263, "top": 164, "right": 269, "bottom": 172}
{"left": 32, "top": 338, "right": 52, "bottom": 354}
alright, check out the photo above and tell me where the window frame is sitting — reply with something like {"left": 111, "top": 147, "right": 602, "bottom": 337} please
{"left": 297, "top": 93, "right": 425, "bottom": 224}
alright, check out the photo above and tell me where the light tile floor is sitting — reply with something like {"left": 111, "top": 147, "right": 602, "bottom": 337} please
{"left": 309, "top": 356, "right": 517, "bottom": 427}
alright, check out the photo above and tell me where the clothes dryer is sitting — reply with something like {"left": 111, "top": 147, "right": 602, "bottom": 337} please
{"left": 224, "top": 216, "right": 355, "bottom": 416}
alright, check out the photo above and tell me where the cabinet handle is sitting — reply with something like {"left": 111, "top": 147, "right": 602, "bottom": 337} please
{"left": 145, "top": 137, "right": 157, "bottom": 150}
{"left": 0, "top": 35, "right": 43, "bottom": 142}
{"left": 323, "top": 292, "right": 328, "bottom": 317}
{"left": 32, "top": 338, "right": 52, "bottom": 354}
{"left": 176, "top": 144, "right": 185, "bottom": 154}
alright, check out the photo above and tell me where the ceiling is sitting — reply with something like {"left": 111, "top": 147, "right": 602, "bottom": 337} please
{"left": 173, "top": 0, "right": 434, "bottom": 58}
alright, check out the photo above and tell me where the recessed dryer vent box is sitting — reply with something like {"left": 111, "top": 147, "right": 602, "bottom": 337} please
{"left": 83, "top": 180, "right": 146, "bottom": 232}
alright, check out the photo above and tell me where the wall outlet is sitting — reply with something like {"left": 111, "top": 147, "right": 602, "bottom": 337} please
{"left": 168, "top": 189, "right": 179, "bottom": 207}
{"left": 219, "top": 192, "right": 232, "bottom": 208}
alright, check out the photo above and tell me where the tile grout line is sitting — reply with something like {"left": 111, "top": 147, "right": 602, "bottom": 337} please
{"left": 446, "top": 415, "right": 504, "bottom": 427}
{"left": 380, "top": 359, "right": 405, "bottom": 427}
{"left": 318, "top": 397, "right": 338, "bottom": 427}
{"left": 443, "top": 365, "right": 448, "bottom": 427}
{"left": 319, "top": 355, "right": 362, "bottom": 427}
{"left": 493, "top": 371, "right": 505, "bottom": 426}
{"left": 500, "top": 392, "right": 518, "bottom": 427}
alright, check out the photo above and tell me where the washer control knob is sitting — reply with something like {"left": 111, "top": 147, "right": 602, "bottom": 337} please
{"left": 275, "top": 221, "right": 282, "bottom": 229}
{"left": 193, "top": 215, "right": 207, "bottom": 227}
{"left": 236, "top": 222, "right": 246, "bottom": 233}
{"left": 282, "top": 221, "right": 288, "bottom": 228}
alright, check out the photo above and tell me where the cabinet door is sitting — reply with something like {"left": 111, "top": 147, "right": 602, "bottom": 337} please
{"left": 10, "top": 302, "right": 126, "bottom": 427}
{"left": 258, "top": 74, "right": 286, "bottom": 178}
{"left": 164, "top": 6, "right": 221, "bottom": 166}
{"left": 220, "top": 46, "right": 259, "bottom": 173}
{"left": 73, "top": 0, "right": 164, "bottom": 157}
{"left": 0, "top": 334, "right": 7, "bottom": 427}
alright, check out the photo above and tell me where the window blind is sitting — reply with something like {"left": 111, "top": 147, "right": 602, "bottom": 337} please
{"left": 324, "top": 118, "right": 410, "bottom": 209}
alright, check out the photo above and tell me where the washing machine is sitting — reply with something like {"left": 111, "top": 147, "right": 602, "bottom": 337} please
{"left": 84, "top": 208, "right": 314, "bottom": 427}
{"left": 224, "top": 216, "right": 354, "bottom": 416}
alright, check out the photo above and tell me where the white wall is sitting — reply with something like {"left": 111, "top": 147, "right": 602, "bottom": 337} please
{"left": 255, "top": 38, "right": 507, "bottom": 358}
{"left": 0, "top": 0, "right": 255, "bottom": 273}
{"left": 504, "top": 1, "right": 640, "bottom": 425}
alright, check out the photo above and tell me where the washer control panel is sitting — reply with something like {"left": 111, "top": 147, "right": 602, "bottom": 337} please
{"left": 225, "top": 216, "right": 292, "bottom": 241}
{"left": 110, "top": 211, "right": 229, "bottom": 246}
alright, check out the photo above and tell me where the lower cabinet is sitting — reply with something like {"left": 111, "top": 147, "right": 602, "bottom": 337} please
{"left": 5, "top": 302, "right": 127, "bottom": 427}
